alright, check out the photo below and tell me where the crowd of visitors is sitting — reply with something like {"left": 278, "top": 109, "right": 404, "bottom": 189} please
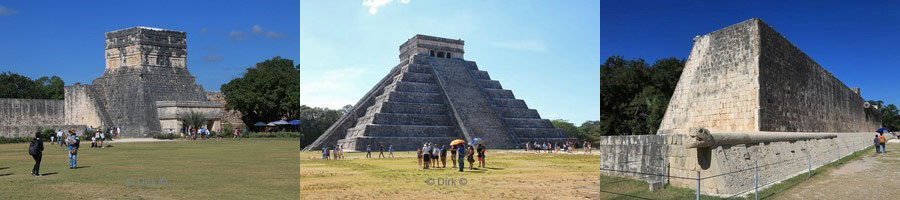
{"left": 524, "top": 140, "right": 592, "bottom": 154}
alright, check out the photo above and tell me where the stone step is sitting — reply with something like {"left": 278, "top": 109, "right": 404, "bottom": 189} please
{"left": 505, "top": 118, "right": 554, "bottom": 128}
{"left": 379, "top": 102, "right": 447, "bottom": 115}
{"left": 337, "top": 136, "right": 460, "bottom": 152}
{"left": 377, "top": 91, "right": 445, "bottom": 104}
{"left": 400, "top": 72, "right": 436, "bottom": 83}
{"left": 496, "top": 107, "right": 541, "bottom": 118}
{"left": 393, "top": 81, "right": 441, "bottom": 93}
{"left": 372, "top": 113, "right": 453, "bottom": 126}
{"left": 357, "top": 124, "right": 458, "bottom": 137}
{"left": 490, "top": 98, "right": 528, "bottom": 108}
{"left": 482, "top": 88, "right": 516, "bottom": 99}
{"left": 471, "top": 70, "right": 491, "bottom": 80}
{"left": 478, "top": 79, "right": 503, "bottom": 89}
{"left": 405, "top": 64, "right": 433, "bottom": 74}
{"left": 512, "top": 127, "right": 564, "bottom": 138}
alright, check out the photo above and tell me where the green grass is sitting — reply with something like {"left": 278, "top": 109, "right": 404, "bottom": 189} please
{"left": 300, "top": 150, "right": 717, "bottom": 199}
{"left": 0, "top": 138, "right": 300, "bottom": 199}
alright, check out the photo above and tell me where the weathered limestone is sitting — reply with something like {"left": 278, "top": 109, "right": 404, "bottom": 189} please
{"left": 155, "top": 101, "right": 224, "bottom": 134}
{"left": 64, "top": 27, "right": 220, "bottom": 137}
{"left": 658, "top": 18, "right": 880, "bottom": 135}
{"left": 205, "top": 92, "right": 246, "bottom": 130}
{"left": 0, "top": 98, "right": 86, "bottom": 137}
{"left": 601, "top": 18, "right": 883, "bottom": 196}
{"left": 303, "top": 34, "right": 565, "bottom": 151}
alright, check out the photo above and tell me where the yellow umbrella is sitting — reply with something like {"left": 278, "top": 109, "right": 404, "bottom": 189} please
{"left": 450, "top": 139, "right": 466, "bottom": 146}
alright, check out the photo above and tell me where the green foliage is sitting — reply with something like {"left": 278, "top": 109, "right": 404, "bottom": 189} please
{"left": 298, "top": 105, "right": 344, "bottom": 147}
{"left": 0, "top": 136, "right": 33, "bottom": 144}
{"left": 179, "top": 111, "right": 207, "bottom": 131}
{"left": 600, "top": 56, "right": 685, "bottom": 136}
{"left": 551, "top": 119, "right": 582, "bottom": 138}
{"left": 149, "top": 131, "right": 178, "bottom": 140}
{"left": 244, "top": 132, "right": 302, "bottom": 138}
{"left": 867, "top": 100, "right": 900, "bottom": 131}
{"left": 221, "top": 56, "right": 301, "bottom": 126}
{"left": 0, "top": 71, "right": 65, "bottom": 100}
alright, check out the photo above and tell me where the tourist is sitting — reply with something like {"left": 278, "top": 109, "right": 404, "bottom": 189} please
{"left": 874, "top": 134, "right": 881, "bottom": 154}
{"left": 417, "top": 147, "right": 423, "bottom": 167}
{"left": 66, "top": 130, "right": 80, "bottom": 169}
{"left": 116, "top": 127, "right": 121, "bottom": 139}
{"left": 422, "top": 144, "right": 432, "bottom": 169}
{"left": 879, "top": 133, "right": 887, "bottom": 154}
{"left": 366, "top": 144, "right": 372, "bottom": 159}
{"left": 378, "top": 144, "right": 385, "bottom": 158}
{"left": 440, "top": 145, "right": 448, "bottom": 168}
{"left": 587, "top": 142, "right": 592, "bottom": 154}
{"left": 466, "top": 145, "right": 476, "bottom": 170}
{"left": 477, "top": 144, "right": 486, "bottom": 168}
{"left": 431, "top": 144, "right": 441, "bottom": 168}
{"left": 91, "top": 131, "right": 98, "bottom": 148}
{"left": 322, "top": 146, "right": 329, "bottom": 160}
{"left": 50, "top": 130, "right": 56, "bottom": 145}
{"left": 524, "top": 141, "right": 530, "bottom": 152}
{"left": 450, "top": 144, "right": 457, "bottom": 168}
{"left": 337, "top": 144, "right": 344, "bottom": 159}
{"left": 542, "top": 143, "right": 548, "bottom": 153}
{"left": 100, "top": 129, "right": 106, "bottom": 148}
{"left": 29, "top": 131, "right": 44, "bottom": 176}
{"left": 388, "top": 144, "right": 394, "bottom": 158}
{"left": 57, "top": 130, "right": 64, "bottom": 147}
{"left": 456, "top": 144, "right": 466, "bottom": 172}
{"left": 232, "top": 127, "right": 239, "bottom": 140}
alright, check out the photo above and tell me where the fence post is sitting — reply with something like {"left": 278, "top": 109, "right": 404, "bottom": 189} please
{"left": 696, "top": 171, "right": 700, "bottom": 200}
{"left": 807, "top": 152, "right": 811, "bottom": 179}
{"left": 755, "top": 161, "right": 759, "bottom": 200}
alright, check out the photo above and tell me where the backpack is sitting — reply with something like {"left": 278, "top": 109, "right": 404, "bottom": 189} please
{"left": 29, "top": 140, "right": 38, "bottom": 156}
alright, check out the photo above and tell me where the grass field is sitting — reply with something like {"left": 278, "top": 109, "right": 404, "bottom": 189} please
{"left": 300, "top": 150, "right": 707, "bottom": 199}
{"left": 0, "top": 138, "right": 300, "bottom": 199}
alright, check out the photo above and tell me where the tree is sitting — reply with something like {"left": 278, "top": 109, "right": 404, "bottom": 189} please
{"left": 600, "top": 56, "right": 685, "bottom": 136}
{"left": 221, "top": 56, "right": 301, "bottom": 127}
{"left": 339, "top": 104, "right": 353, "bottom": 117}
{"left": 298, "top": 105, "right": 343, "bottom": 147}
{"left": 179, "top": 111, "right": 207, "bottom": 132}
{"left": 552, "top": 119, "right": 583, "bottom": 139}
{"left": 868, "top": 100, "right": 900, "bottom": 131}
{"left": 0, "top": 72, "right": 65, "bottom": 100}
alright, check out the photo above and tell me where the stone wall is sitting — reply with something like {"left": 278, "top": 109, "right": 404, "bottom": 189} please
{"left": 0, "top": 125, "right": 88, "bottom": 137}
{"left": 756, "top": 21, "right": 881, "bottom": 132}
{"left": 0, "top": 98, "right": 70, "bottom": 137}
{"left": 64, "top": 84, "right": 109, "bottom": 128}
{"left": 659, "top": 18, "right": 879, "bottom": 134}
{"left": 658, "top": 19, "right": 761, "bottom": 134}
{"left": 206, "top": 92, "right": 246, "bottom": 131}
{"left": 597, "top": 132, "right": 874, "bottom": 196}
{"left": 0, "top": 98, "right": 65, "bottom": 125}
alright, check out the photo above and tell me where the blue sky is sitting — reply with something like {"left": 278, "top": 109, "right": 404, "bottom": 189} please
{"left": 602, "top": 1, "right": 900, "bottom": 107}
{"left": 300, "top": 0, "right": 600, "bottom": 125}
{"left": 0, "top": 1, "right": 299, "bottom": 92}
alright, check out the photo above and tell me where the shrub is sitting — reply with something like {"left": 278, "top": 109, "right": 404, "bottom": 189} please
{"left": 0, "top": 136, "right": 32, "bottom": 144}
{"left": 149, "top": 131, "right": 177, "bottom": 140}
{"left": 244, "top": 132, "right": 301, "bottom": 138}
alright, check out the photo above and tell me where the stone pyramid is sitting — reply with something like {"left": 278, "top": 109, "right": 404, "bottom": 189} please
{"left": 304, "top": 34, "right": 566, "bottom": 151}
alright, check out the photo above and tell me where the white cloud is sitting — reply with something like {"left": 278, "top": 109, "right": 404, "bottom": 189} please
{"left": 0, "top": 5, "right": 16, "bottom": 16}
{"left": 252, "top": 25, "right": 263, "bottom": 33}
{"left": 362, "top": 0, "right": 411, "bottom": 15}
{"left": 228, "top": 30, "right": 246, "bottom": 41}
{"left": 301, "top": 68, "right": 368, "bottom": 108}
{"left": 204, "top": 54, "right": 224, "bottom": 63}
{"left": 490, "top": 40, "right": 547, "bottom": 52}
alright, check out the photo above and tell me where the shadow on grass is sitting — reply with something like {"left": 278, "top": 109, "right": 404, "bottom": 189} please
{"left": 483, "top": 167, "right": 504, "bottom": 170}
{"left": 0, "top": 173, "right": 11, "bottom": 176}
{"left": 597, "top": 190, "right": 653, "bottom": 200}
{"left": 0, "top": 167, "right": 9, "bottom": 170}
{"left": 41, "top": 172, "right": 58, "bottom": 176}
{"left": 74, "top": 166, "right": 90, "bottom": 169}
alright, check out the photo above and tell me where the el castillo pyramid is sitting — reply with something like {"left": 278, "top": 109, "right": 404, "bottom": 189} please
{"left": 304, "top": 34, "right": 566, "bottom": 151}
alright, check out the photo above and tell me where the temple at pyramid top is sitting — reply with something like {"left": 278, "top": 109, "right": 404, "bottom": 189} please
{"left": 399, "top": 34, "right": 465, "bottom": 61}
{"left": 304, "top": 34, "right": 566, "bottom": 151}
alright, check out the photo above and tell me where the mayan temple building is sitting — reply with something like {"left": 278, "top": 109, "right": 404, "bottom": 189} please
{"left": 304, "top": 34, "right": 566, "bottom": 151}
{"left": 64, "top": 27, "right": 223, "bottom": 137}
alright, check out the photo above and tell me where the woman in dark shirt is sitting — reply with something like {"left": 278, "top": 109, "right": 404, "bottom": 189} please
{"left": 477, "top": 144, "right": 486, "bottom": 168}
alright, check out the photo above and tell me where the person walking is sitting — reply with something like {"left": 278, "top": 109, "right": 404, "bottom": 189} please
{"left": 417, "top": 147, "right": 423, "bottom": 167}
{"left": 431, "top": 144, "right": 439, "bottom": 168}
{"left": 232, "top": 128, "right": 240, "bottom": 140}
{"left": 422, "top": 144, "right": 432, "bottom": 169}
{"left": 450, "top": 144, "right": 457, "bottom": 168}
{"left": 29, "top": 132, "right": 45, "bottom": 176}
{"left": 58, "top": 130, "right": 65, "bottom": 147}
{"left": 477, "top": 144, "right": 486, "bottom": 168}
{"left": 378, "top": 144, "right": 385, "bottom": 158}
{"left": 879, "top": 133, "right": 887, "bottom": 154}
{"left": 66, "top": 130, "right": 80, "bottom": 169}
{"left": 322, "top": 146, "right": 329, "bottom": 160}
{"left": 99, "top": 129, "right": 105, "bottom": 148}
{"left": 440, "top": 145, "right": 448, "bottom": 168}
{"left": 366, "top": 144, "right": 372, "bottom": 159}
{"left": 456, "top": 144, "right": 466, "bottom": 172}
{"left": 466, "top": 145, "right": 476, "bottom": 170}
{"left": 388, "top": 145, "right": 394, "bottom": 158}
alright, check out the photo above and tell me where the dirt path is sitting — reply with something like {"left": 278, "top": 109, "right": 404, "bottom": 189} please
{"left": 776, "top": 141, "right": 900, "bottom": 199}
